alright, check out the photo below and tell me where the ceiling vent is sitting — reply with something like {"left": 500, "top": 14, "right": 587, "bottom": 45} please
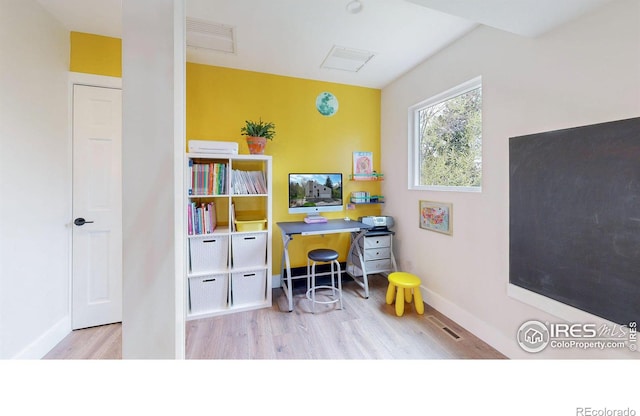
{"left": 186, "top": 17, "right": 236, "bottom": 54}
{"left": 320, "top": 45, "right": 374, "bottom": 72}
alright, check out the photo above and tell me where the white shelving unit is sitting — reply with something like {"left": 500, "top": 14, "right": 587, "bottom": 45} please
{"left": 185, "top": 153, "right": 272, "bottom": 320}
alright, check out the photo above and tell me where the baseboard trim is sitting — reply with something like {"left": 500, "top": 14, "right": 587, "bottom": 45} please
{"left": 419, "top": 285, "right": 521, "bottom": 359}
{"left": 12, "top": 317, "right": 70, "bottom": 359}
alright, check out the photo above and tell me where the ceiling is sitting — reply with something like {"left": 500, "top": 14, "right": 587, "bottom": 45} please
{"left": 36, "top": 0, "right": 613, "bottom": 89}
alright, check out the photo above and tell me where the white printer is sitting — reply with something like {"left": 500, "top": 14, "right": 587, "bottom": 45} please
{"left": 188, "top": 139, "right": 238, "bottom": 155}
{"left": 359, "top": 215, "right": 394, "bottom": 231}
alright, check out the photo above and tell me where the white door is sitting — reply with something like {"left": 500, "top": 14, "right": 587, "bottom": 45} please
{"left": 72, "top": 85, "right": 122, "bottom": 330}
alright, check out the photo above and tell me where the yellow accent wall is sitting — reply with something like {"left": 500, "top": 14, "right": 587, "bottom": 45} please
{"left": 69, "top": 32, "right": 383, "bottom": 273}
{"left": 187, "top": 63, "right": 382, "bottom": 271}
{"left": 69, "top": 32, "right": 121, "bottom": 77}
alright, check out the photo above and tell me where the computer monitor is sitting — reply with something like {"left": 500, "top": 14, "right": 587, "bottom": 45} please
{"left": 288, "top": 173, "right": 343, "bottom": 217}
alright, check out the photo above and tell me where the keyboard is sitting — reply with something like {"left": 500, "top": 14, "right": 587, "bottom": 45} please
{"left": 304, "top": 215, "right": 328, "bottom": 224}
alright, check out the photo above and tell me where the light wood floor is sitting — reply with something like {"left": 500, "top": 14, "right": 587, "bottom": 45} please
{"left": 43, "top": 276, "right": 506, "bottom": 359}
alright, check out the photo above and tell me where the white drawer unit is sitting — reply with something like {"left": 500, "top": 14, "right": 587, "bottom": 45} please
{"left": 357, "top": 233, "right": 394, "bottom": 274}
{"left": 349, "top": 231, "right": 397, "bottom": 278}
{"left": 346, "top": 229, "right": 398, "bottom": 299}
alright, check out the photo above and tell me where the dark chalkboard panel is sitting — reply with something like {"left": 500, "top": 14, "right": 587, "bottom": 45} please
{"left": 509, "top": 117, "right": 640, "bottom": 325}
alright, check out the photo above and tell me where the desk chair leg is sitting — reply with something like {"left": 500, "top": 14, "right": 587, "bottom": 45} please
{"left": 311, "top": 262, "right": 316, "bottom": 314}
{"left": 336, "top": 260, "right": 343, "bottom": 310}
{"left": 330, "top": 261, "right": 336, "bottom": 297}
{"left": 306, "top": 259, "right": 311, "bottom": 293}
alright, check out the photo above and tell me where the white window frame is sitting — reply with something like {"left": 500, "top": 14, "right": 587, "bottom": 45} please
{"left": 408, "top": 76, "right": 482, "bottom": 192}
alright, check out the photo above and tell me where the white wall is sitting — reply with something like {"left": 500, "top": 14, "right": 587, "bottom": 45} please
{"left": 0, "top": 0, "right": 71, "bottom": 358}
{"left": 121, "top": 0, "right": 185, "bottom": 359}
{"left": 381, "top": 0, "right": 640, "bottom": 358}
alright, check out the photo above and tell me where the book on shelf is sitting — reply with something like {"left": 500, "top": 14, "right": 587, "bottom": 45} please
{"left": 230, "top": 203, "right": 236, "bottom": 232}
{"left": 188, "top": 160, "right": 227, "bottom": 195}
{"left": 207, "top": 163, "right": 213, "bottom": 195}
{"left": 231, "top": 169, "right": 267, "bottom": 195}
{"left": 350, "top": 191, "right": 384, "bottom": 203}
{"left": 187, "top": 201, "right": 217, "bottom": 235}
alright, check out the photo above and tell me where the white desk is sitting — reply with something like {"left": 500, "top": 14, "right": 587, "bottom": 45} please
{"left": 277, "top": 219, "right": 371, "bottom": 312}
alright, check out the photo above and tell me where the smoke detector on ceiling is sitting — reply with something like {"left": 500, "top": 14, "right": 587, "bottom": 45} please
{"left": 321, "top": 45, "right": 375, "bottom": 72}
{"left": 186, "top": 17, "right": 236, "bottom": 54}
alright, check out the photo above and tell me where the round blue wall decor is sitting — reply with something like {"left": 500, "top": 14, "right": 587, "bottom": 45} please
{"left": 316, "top": 92, "right": 339, "bottom": 117}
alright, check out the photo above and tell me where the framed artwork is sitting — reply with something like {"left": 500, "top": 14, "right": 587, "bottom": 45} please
{"left": 419, "top": 200, "right": 452, "bottom": 235}
{"left": 353, "top": 151, "right": 373, "bottom": 175}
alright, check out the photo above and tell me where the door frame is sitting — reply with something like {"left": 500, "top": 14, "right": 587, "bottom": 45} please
{"left": 67, "top": 72, "right": 122, "bottom": 330}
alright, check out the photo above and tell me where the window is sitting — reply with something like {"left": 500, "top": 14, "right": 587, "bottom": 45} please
{"left": 409, "top": 77, "right": 482, "bottom": 192}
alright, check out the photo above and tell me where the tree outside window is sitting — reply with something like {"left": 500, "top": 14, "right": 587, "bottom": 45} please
{"left": 410, "top": 77, "right": 482, "bottom": 191}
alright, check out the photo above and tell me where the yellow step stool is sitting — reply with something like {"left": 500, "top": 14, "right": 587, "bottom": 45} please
{"left": 385, "top": 272, "right": 424, "bottom": 317}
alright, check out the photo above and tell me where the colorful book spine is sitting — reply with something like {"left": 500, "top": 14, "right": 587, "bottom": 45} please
{"left": 189, "top": 162, "right": 229, "bottom": 195}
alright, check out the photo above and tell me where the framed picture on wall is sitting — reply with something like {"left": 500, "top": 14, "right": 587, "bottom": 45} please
{"left": 419, "top": 200, "right": 452, "bottom": 235}
{"left": 353, "top": 151, "right": 373, "bottom": 175}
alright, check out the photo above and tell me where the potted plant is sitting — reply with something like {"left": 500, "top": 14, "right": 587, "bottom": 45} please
{"left": 241, "top": 118, "right": 276, "bottom": 155}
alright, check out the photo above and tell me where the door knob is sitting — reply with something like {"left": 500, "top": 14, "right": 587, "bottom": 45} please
{"left": 74, "top": 217, "right": 94, "bottom": 226}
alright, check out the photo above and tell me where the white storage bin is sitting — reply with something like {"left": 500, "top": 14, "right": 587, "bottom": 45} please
{"left": 189, "top": 274, "right": 229, "bottom": 314}
{"left": 231, "top": 270, "right": 267, "bottom": 306}
{"left": 231, "top": 233, "right": 267, "bottom": 268}
{"left": 189, "top": 235, "right": 228, "bottom": 273}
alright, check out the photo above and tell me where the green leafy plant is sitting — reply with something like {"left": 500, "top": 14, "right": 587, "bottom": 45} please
{"left": 240, "top": 118, "right": 276, "bottom": 140}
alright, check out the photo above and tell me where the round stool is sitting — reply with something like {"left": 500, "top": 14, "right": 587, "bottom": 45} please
{"left": 306, "top": 249, "right": 343, "bottom": 313}
{"left": 385, "top": 272, "right": 424, "bottom": 317}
